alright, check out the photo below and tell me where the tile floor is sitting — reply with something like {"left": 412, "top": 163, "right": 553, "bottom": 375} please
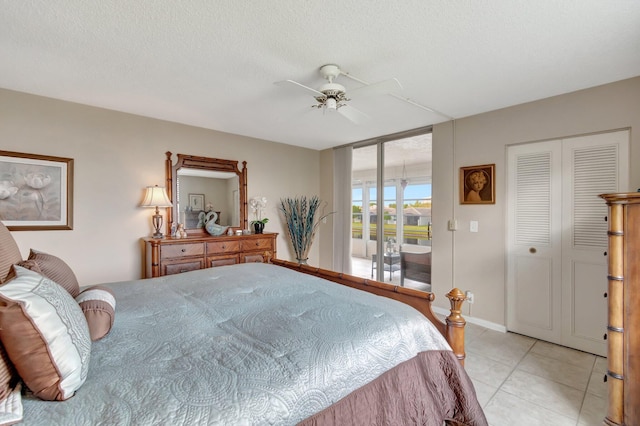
{"left": 464, "top": 322, "right": 607, "bottom": 425}
{"left": 350, "top": 256, "right": 608, "bottom": 425}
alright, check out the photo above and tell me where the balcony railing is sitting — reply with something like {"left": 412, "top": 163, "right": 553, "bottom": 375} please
{"left": 352, "top": 223, "right": 432, "bottom": 242}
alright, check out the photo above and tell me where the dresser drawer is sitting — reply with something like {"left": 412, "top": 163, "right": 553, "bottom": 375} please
{"left": 207, "top": 240, "right": 240, "bottom": 255}
{"left": 241, "top": 238, "right": 273, "bottom": 252}
{"left": 161, "top": 242, "right": 205, "bottom": 259}
{"left": 163, "top": 259, "right": 204, "bottom": 275}
{"left": 242, "top": 253, "right": 266, "bottom": 263}
{"left": 208, "top": 254, "right": 239, "bottom": 267}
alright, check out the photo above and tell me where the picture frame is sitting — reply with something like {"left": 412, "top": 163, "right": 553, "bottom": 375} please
{"left": 0, "top": 150, "right": 74, "bottom": 230}
{"left": 188, "top": 193, "right": 205, "bottom": 211}
{"left": 460, "top": 164, "right": 495, "bottom": 205}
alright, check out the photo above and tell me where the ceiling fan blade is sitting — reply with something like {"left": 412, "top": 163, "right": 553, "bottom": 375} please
{"left": 274, "top": 79, "right": 325, "bottom": 97}
{"left": 337, "top": 104, "right": 370, "bottom": 124}
{"left": 348, "top": 78, "right": 403, "bottom": 98}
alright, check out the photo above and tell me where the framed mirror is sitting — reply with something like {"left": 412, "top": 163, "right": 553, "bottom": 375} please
{"left": 165, "top": 152, "right": 248, "bottom": 235}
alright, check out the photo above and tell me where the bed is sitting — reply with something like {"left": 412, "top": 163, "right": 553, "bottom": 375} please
{"left": 0, "top": 222, "right": 486, "bottom": 425}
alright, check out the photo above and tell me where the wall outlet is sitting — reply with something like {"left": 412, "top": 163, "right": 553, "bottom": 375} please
{"left": 448, "top": 219, "right": 458, "bottom": 231}
{"left": 465, "top": 291, "right": 475, "bottom": 304}
{"left": 470, "top": 220, "right": 479, "bottom": 232}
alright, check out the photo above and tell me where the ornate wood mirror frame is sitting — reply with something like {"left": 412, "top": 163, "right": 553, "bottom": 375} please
{"left": 165, "top": 151, "right": 248, "bottom": 236}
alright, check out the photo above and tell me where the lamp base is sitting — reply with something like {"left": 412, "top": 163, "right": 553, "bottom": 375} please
{"left": 152, "top": 212, "right": 164, "bottom": 239}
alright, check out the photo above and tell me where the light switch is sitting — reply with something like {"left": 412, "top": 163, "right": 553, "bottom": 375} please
{"left": 470, "top": 220, "right": 479, "bottom": 232}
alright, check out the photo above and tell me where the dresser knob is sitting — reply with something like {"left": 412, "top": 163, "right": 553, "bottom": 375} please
{"left": 604, "top": 251, "right": 607, "bottom": 256}
{"left": 221, "top": 245, "right": 226, "bottom": 249}
{"left": 181, "top": 248, "right": 186, "bottom": 252}
{"left": 604, "top": 375, "right": 607, "bottom": 382}
{"left": 604, "top": 292, "right": 608, "bottom": 298}
{"left": 604, "top": 333, "right": 607, "bottom": 340}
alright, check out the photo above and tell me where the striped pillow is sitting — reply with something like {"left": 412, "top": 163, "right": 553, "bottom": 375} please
{"left": 0, "top": 266, "right": 90, "bottom": 401}
{"left": 0, "top": 344, "right": 17, "bottom": 402}
{"left": 76, "top": 286, "right": 116, "bottom": 341}
{"left": 0, "top": 294, "right": 21, "bottom": 425}
{"left": 27, "top": 249, "right": 80, "bottom": 298}
{"left": 0, "top": 383, "right": 22, "bottom": 426}
{"left": 0, "top": 222, "right": 21, "bottom": 284}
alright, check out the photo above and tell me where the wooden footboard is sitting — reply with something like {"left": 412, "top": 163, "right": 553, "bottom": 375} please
{"left": 271, "top": 259, "right": 467, "bottom": 365}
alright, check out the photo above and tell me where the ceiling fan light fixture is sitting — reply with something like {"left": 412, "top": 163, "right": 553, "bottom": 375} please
{"left": 325, "top": 97, "right": 337, "bottom": 111}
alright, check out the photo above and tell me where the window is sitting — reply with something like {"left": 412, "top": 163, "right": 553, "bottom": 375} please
{"left": 352, "top": 187, "right": 363, "bottom": 239}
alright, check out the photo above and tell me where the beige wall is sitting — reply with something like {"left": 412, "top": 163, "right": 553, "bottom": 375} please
{"left": 0, "top": 89, "right": 320, "bottom": 286}
{"left": 4, "top": 75, "right": 638, "bottom": 328}
{"left": 430, "top": 76, "right": 640, "bottom": 325}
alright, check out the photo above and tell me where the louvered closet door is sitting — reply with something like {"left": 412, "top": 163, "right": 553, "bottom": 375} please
{"left": 507, "top": 130, "right": 628, "bottom": 355}
{"left": 507, "top": 141, "right": 563, "bottom": 344}
{"left": 560, "top": 132, "right": 628, "bottom": 356}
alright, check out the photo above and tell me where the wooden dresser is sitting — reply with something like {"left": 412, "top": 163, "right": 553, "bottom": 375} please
{"left": 601, "top": 193, "right": 640, "bottom": 426}
{"left": 143, "top": 232, "right": 277, "bottom": 278}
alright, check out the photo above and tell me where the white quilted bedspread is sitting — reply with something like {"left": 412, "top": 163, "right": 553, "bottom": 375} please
{"left": 22, "top": 262, "right": 450, "bottom": 425}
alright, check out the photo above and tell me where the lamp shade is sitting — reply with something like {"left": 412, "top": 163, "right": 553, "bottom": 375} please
{"left": 140, "top": 186, "right": 172, "bottom": 208}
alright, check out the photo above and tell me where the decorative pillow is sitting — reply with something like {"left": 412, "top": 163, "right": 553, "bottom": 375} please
{"left": 0, "top": 345, "right": 17, "bottom": 403}
{"left": 0, "top": 266, "right": 91, "bottom": 401}
{"left": 0, "top": 383, "right": 22, "bottom": 426}
{"left": 0, "top": 222, "right": 21, "bottom": 284}
{"left": 27, "top": 249, "right": 80, "bottom": 298}
{"left": 76, "top": 286, "right": 116, "bottom": 341}
{"left": 3, "top": 259, "right": 42, "bottom": 283}
{"left": 0, "top": 339, "right": 21, "bottom": 426}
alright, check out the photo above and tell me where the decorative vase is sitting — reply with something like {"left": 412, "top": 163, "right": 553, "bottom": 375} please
{"left": 279, "top": 196, "right": 335, "bottom": 268}
{"left": 253, "top": 222, "right": 264, "bottom": 234}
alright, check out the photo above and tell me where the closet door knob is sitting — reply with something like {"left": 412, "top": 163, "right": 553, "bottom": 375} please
{"left": 529, "top": 247, "right": 537, "bottom": 254}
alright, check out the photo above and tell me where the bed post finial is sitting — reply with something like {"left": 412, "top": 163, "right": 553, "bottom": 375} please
{"left": 446, "top": 288, "right": 467, "bottom": 365}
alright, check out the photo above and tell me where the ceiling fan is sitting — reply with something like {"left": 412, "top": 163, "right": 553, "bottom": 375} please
{"left": 275, "top": 64, "right": 403, "bottom": 124}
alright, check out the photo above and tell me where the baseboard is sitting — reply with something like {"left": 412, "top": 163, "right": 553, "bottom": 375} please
{"left": 432, "top": 306, "right": 507, "bottom": 333}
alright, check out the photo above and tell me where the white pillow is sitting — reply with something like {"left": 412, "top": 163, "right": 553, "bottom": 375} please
{"left": 0, "top": 266, "right": 91, "bottom": 401}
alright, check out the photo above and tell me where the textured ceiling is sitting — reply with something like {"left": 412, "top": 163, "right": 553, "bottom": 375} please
{"left": 1, "top": 1, "right": 639, "bottom": 151}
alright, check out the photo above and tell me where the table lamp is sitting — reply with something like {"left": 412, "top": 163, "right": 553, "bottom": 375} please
{"left": 141, "top": 185, "right": 173, "bottom": 238}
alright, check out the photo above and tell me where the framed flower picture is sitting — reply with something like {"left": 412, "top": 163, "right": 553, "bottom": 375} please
{"left": 0, "top": 151, "right": 74, "bottom": 230}
{"left": 188, "top": 193, "right": 205, "bottom": 211}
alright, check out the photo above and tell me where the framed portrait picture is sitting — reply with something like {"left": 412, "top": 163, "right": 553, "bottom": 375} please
{"left": 0, "top": 151, "right": 74, "bottom": 230}
{"left": 460, "top": 164, "right": 495, "bottom": 205}
{"left": 188, "top": 193, "right": 205, "bottom": 211}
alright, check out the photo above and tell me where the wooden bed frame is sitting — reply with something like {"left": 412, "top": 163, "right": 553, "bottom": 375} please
{"left": 271, "top": 258, "right": 467, "bottom": 365}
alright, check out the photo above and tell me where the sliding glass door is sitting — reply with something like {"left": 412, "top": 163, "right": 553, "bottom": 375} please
{"left": 350, "top": 132, "right": 432, "bottom": 285}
